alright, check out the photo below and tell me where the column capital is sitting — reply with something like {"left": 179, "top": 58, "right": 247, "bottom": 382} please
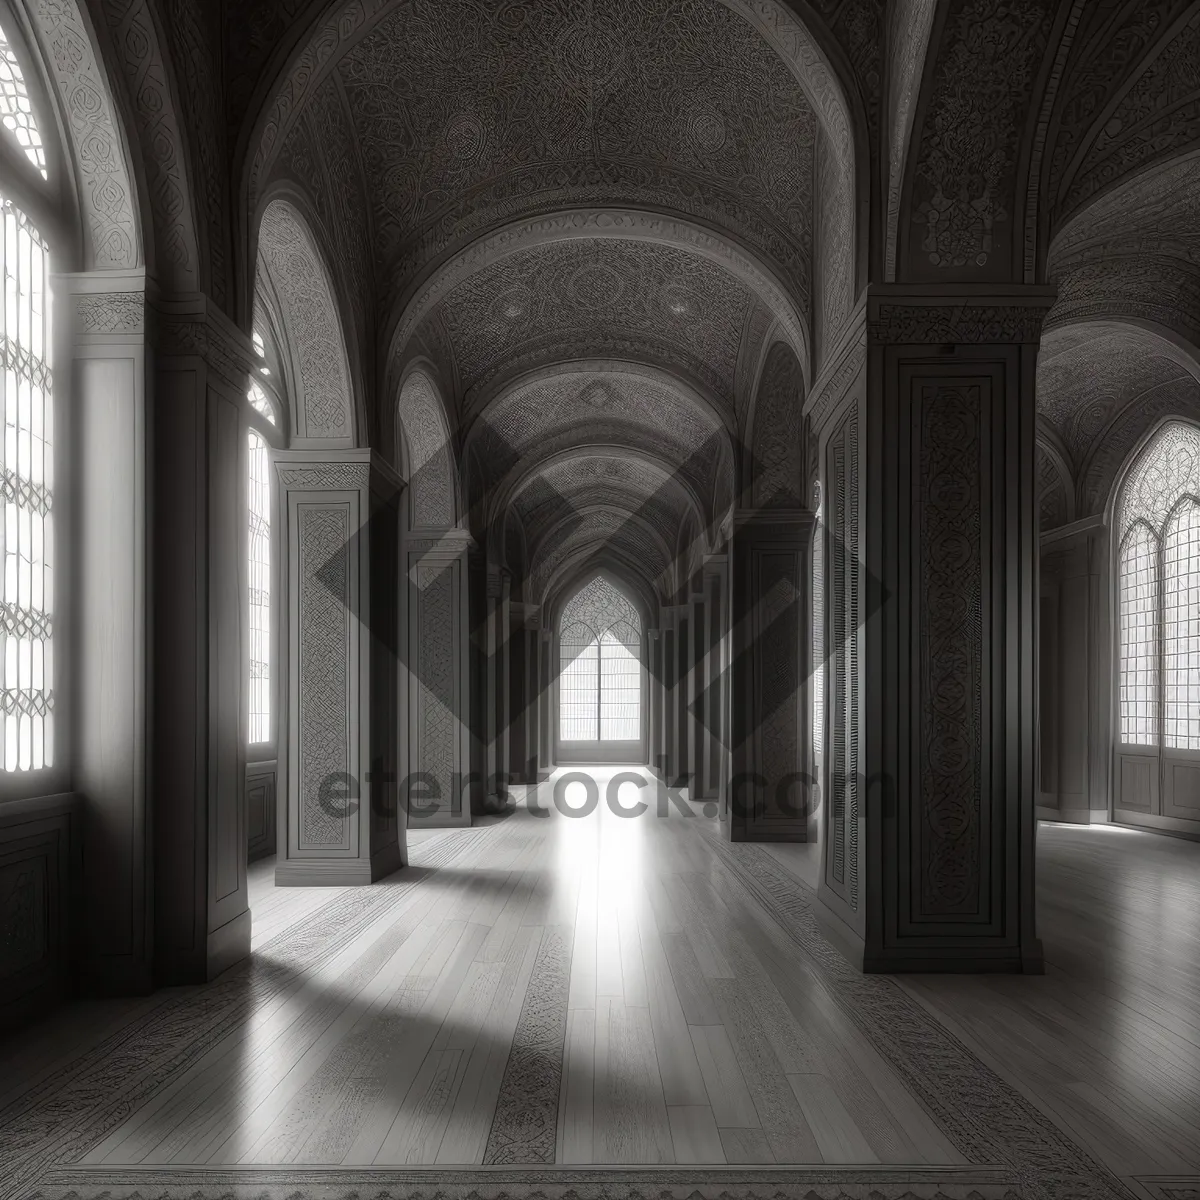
{"left": 865, "top": 283, "right": 1056, "bottom": 345}
{"left": 274, "top": 447, "right": 402, "bottom": 494}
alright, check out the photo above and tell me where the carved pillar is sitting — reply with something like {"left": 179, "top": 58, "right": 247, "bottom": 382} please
{"left": 728, "top": 511, "right": 814, "bottom": 841}
{"left": 403, "top": 530, "right": 473, "bottom": 827}
{"left": 274, "top": 451, "right": 405, "bottom": 884}
{"left": 647, "top": 629, "right": 662, "bottom": 775}
{"left": 673, "top": 603, "right": 691, "bottom": 789}
{"left": 148, "top": 298, "right": 254, "bottom": 982}
{"left": 856, "top": 288, "right": 1050, "bottom": 972}
{"left": 1038, "top": 517, "right": 1108, "bottom": 825}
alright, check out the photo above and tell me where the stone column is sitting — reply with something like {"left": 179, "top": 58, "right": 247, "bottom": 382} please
{"left": 148, "top": 297, "right": 255, "bottom": 982}
{"left": 727, "top": 511, "right": 815, "bottom": 841}
{"left": 647, "top": 629, "right": 662, "bottom": 773}
{"left": 402, "top": 530, "right": 473, "bottom": 826}
{"left": 856, "top": 287, "right": 1050, "bottom": 972}
{"left": 697, "top": 556, "right": 728, "bottom": 802}
{"left": 1038, "top": 516, "right": 1109, "bottom": 825}
{"left": 274, "top": 450, "right": 405, "bottom": 884}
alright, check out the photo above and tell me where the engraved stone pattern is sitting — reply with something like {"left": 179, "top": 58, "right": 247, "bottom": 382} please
{"left": 814, "top": 127, "right": 855, "bottom": 357}
{"left": 101, "top": 0, "right": 199, "bottom": 289}
{"left": 258, "top": 201, "right": 352, "bottom": 439}
{"left": 483, "top": 925, "right": 571, "bottom": 1164}
{"left": 1037, "top": 443, "right": 1070, "bottom": 530}
{"left": 918, "top": 385, "right": 983, "bottom": 917}
{"left": 29, "top": 0, "right": 138, "bottom": 268}
{"left": 908, "top": 0, "right": 1054, "bottom": 274}
{"left": 0, "top": 859, "right": 46, "bottom": 977}
{"left": 424, "top": 239, "right": 753, "bottom": 403}
{"left": 530, "top": 509, "right": 669, "bottom": 601}
{"left": 757, "top": 552, "right": 801, "bottom": 802}
{"left": 885, "top": 0, "right": 938, "bottom": 280}
{"left": 74, "top": 293, "right": 144, "bottom": 335}
{"left": 751, "top": 342, "right": 806, "bottom": 508}
{"left": 1063, "top": 11, "right": 1200, "bottom": 222}
{"left": 398, "top": 371, "right": 456, "bottom": 527}
{"left": 298, "top": 505, "right": 351, "bottom": 849}
{"left": 415, "top": 562, "right": 456, "bottom": 812}
{"left": 1037, "top": 325, "right": 1197, "bottom": 470}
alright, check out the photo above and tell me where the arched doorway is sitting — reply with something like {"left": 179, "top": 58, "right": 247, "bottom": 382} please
{"left": 556, "top": 575, "right": 648, "bottom": 766}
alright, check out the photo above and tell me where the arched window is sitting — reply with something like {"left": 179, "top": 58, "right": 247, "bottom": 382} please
{"left": 1114, "top": 421, "right": 1200, "bottom": 828}
{"left": 559, "top": 576, "right": 642, "bottom": 749}
{"left": 1116, "top": 423, "right": 1200, "bottom": 752}
{"left": 1, "top": 19, "right": 53, "bottom": 773}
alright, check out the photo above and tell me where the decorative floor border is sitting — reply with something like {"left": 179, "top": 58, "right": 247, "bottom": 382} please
{"left": 0, "top": 818, "right": 1145, "bottom": 1200}
{"left": 28, "top": 1163, "right": 1026, "bottom": 1199}
{"left": 701, "top": 832, "right": 1136, "bottom": 1200}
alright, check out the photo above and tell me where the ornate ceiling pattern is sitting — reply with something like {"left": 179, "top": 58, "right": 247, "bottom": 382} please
{"left": 751, "top": 343, "right": 807, "bottom": 509}
{"left": 512, "top": 455, "right": 692, "bottom": 555}
{"left": 423, "top": 239, "right": 755, "bottom": 406}
{"left": 465, "top": 367, "right": 730, "bottom": 519}
{"left": 528, "top": 508, "right": 672, "bottom": 604}
{"left": 268, "top": 0, "right": 820, "bottom": 300}
{"left": 397, "top": 370, "right": 456, "bottom": 528}
{"left": 1059, "top": 9, "right": 1200, "bottom": 222}
{"left": 1037, "top": 324, "right": 1199, "bottom": 469}
{"left": 1042, "top": 0, "right": 1193, "bottom": 232}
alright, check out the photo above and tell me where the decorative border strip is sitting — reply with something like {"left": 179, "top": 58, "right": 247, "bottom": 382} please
{"left": 29, "top": 1163, "right": 1025, "bottom": 1199}
{"left": 0, "top": 829, "right": 489, "bottom": 1200}
{"left": 699, "top": 832, "right": 1135, "bottom": 1200}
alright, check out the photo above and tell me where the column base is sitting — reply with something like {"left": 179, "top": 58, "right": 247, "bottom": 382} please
{"left": 274, "top": 846, "right": 404, "bottom": 887}
{"left": 862, "top": 939, "right": 1045, "bottom": 974}
{"left": 207, "top": 909, "right": 252, "bottom": 979}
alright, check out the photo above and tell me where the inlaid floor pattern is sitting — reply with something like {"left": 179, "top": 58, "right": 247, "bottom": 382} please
{"left": 3, "top": 772, "right": 1199, "bottom": 1198}
{"left": 75, "top": 776, "right": 958, "bottom": 1168}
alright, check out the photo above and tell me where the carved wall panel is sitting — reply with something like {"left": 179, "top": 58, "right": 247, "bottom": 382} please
{"left": 917, "top": 384, "right": 983, "bottom": 916}
{"left": 413, "top": 562, "right": 457, "bottom": 819}
{"left": 296, "top": 504, "right": 352, "bottom": 850}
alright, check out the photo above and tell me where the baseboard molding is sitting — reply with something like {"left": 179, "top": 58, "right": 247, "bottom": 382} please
{"left": 28, "top": 1163, "right": 1029, "bottom": 1200}
{"left": 1037, "top": 806, "right": 1103, "bottom": 825}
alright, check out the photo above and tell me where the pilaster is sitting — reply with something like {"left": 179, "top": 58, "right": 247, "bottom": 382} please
{"left": 727, "top": 510, "right": 815, "bottom": 842}
{"left": 274, "top": 450, "right": 405, "bottom": 884}
{"left": 859, "top": 284, "right": 1052, "bottom": 972}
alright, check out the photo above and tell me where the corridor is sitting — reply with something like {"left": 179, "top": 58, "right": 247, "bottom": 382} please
{"left": 3, "top": 778, "right": 1195, "bottom": 1198}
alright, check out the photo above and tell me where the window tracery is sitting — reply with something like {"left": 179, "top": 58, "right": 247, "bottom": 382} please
{"left": 1, "top": 194, "right": 52, "bottom": 770}
{"left": 1117, "top": 423, "right": 1200, "bottom": 750}
{"left": 0, "top": 22, "right": 47, "bottom": 179}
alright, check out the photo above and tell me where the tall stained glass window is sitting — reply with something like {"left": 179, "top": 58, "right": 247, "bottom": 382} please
{"left": 1117, "top": 423, "right": 1200, "bottom": 750}
{"left": 1, "top": 194, "right": 52, "bottom": 770}
{"left": 559, "top": 576, "right": 641, "bottom": 743}
{"left": 247, "top": 429, "right": 271, "bottom": 743}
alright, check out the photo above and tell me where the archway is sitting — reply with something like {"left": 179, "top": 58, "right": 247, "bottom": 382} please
{"left": 555, "top": 575, "right": 648, "bottom": 766}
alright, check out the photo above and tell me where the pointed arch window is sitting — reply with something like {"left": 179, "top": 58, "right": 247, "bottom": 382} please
{"left": 0, "top": 21, "right": 46, "bottom": 179}
{"left": 559, "top": 576, "right": 642, "bottom": 743}
{"left": 1117, "top": 423, "right": 1200, "bottom": 750}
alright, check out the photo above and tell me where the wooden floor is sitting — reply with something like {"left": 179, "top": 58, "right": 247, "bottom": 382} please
{"left": 1, "top": 774, "right": 1198, "bottom": 1197}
